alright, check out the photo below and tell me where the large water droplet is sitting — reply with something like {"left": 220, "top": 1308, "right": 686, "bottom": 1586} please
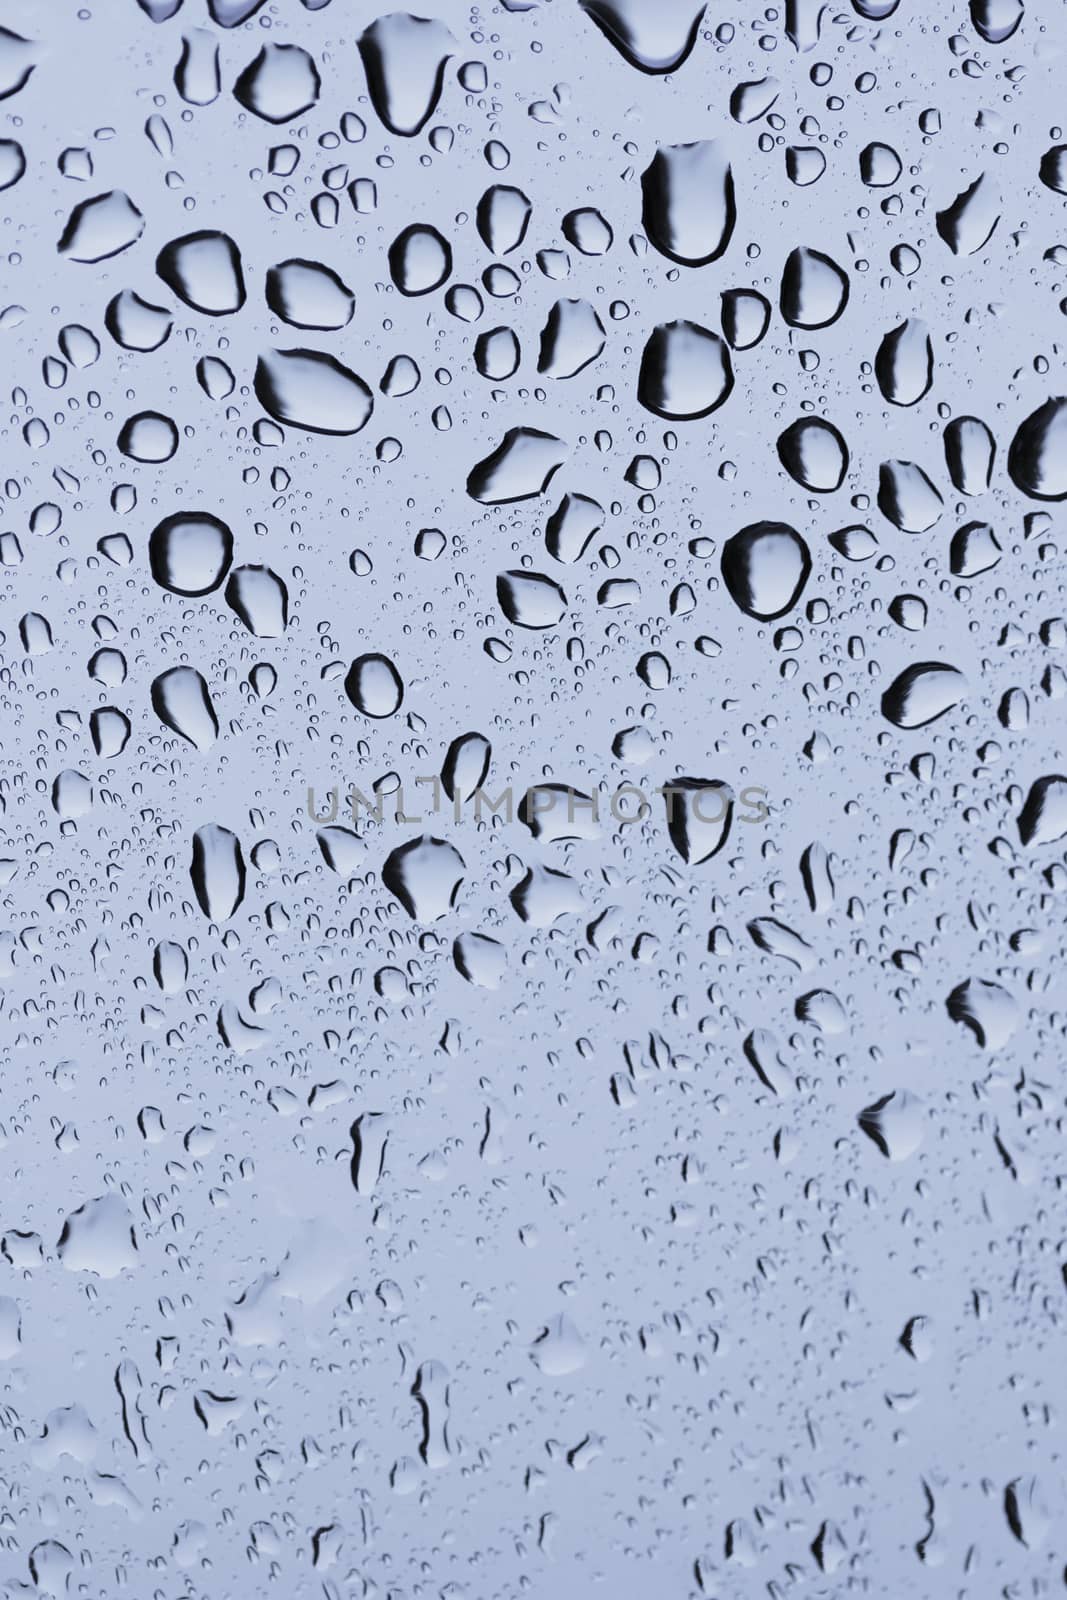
{"left": 58, "top": 191, "right": 145, "bottom": 263}
{"left": 637, "top": 320, "right": 733, "bottom": 419}
{"left": 721, "top": 522, "right": 812, "bottom": 620}
{"left": 388, "top": 223, "right": 452, "bottom": 295}
{"left": 190, "top": 823, "right": 246, "bottom": 920}
{"left": 234, "top": 42, "right": 321, "bottom": 123}
{"left": 640, "top": 141, "right": 734, "bottom": 265}
{"left": 776, "top": 417, "right": 848, "bottom": 492}
{"left": 577, "top": 0, "right": 706, "bottom": 73}
{"left": 497, "top": 570, "right": 567, "bottom": 629}
{"left": 1007, "top": 397, "right": 1067, "bottom": 500}
{"left": 383, "top": 836, "right": 465, "bottom": 920}
{"left": 156, "top": 230, "right": 246, "bottom": 314}
{"left": 149, "top": 512, "right": 233, "bottom": 596}
{"left": 345, "top": 653, "right": 404, "bottom": 717}
{"left": 875, "top": 318, "right": 933, "bottom": 407}
{"left": 780, "top": 247, "right": 849, "bottom": 328}
{"left": 358, "top": 14, "right": 455, "bottom": 136}
{"left": 881, "top": 663, "right": 967, "bottom": 728}
{"left": 265, "top": 259, "right": 355, "bottom": 330}
{"left": 254, "top": 348, "right": 373, "bottom": 434}
{"left": 467, "top": 428, "right": 568, "bottom": 503}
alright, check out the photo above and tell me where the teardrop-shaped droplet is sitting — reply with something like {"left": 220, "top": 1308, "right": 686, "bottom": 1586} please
{"left": 577, "top": 0, "right": 707, "bottom": 73}
{"left": 720, "top": 288, "right": 771, "bottom": 350}
{"left": 875, "top": 318, "right": 933, "bottom": 406}
{"left": 151, "top": 666, "right": 219, "bottom": 750}
{"left": 190, "top": 823, "right": 246, "bottom": 920}
{"left": 881, "top": 663, "right": 967, "bottom": 728}
{"left": 944, "top": 415, "right": 994, "bottom": 494}
{"left": 358, "top": 13, "right": 454, "bottom": 136}
{"left": 970, "top": 0, "right": 1023, "bottom": 43}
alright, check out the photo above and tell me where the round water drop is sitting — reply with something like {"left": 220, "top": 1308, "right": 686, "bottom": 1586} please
{"left": 156, "top": 230, "right": 246, "bottom": 315}
{"left": 720, "top": 288, "right": 770, "bottom": 350}
{"left": 388, "top": 224, "right": 452, "bottom": 295}
{"left": 859, "top": 142, "right": 901, "bottom": 187}
{"left": 345, "top": 653, "right": 404, "bottom": 718}
{"left": 149, "top": 512, "right": 233, "bottom": 596}
{"left": 777, "top": 417, "right": 848, "bottom": 492}
{"left": 118, "top": 411, "right": 178, "bottom": 462}
{"left": 265, "top": 258, "right": 354, "bottom": 330}
{"left": 786, "top": 146, "right": 825, "bottom": 187}
{"left": 780, "top": 246, "right": 849, "bottom": 329}
{"left": 562, "top": 207, "right": 612, "bottom": 255}
{"left": 637, "top": 320, "right": 733, "bottom": 420}
{"left": 721, "top": 522, "right": 812, "bottom": 621}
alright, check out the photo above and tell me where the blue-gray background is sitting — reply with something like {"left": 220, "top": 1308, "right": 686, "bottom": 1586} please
{"left": 0, "top": 0, "right": 1064, "bottom": 1593}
